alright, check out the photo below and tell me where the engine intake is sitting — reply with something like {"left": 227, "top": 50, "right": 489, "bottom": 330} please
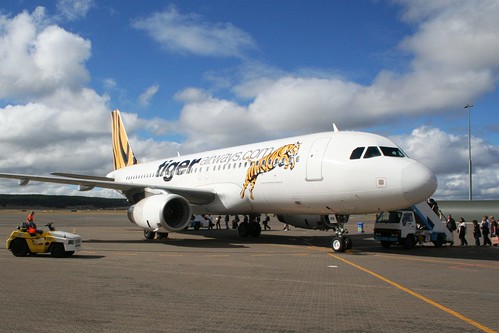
{"left": 127, "top": 194, "right": 192, "bottom": 232}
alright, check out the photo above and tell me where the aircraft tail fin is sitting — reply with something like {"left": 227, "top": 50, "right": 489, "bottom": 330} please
{"left": 111, "top": 109, "right": 138, "bottom": 170}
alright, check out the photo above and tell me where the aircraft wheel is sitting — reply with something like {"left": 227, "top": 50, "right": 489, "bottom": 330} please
{"left": 10, "top": 238, "right": 29, "bottom": 257}
{"left": 144, "top": 230, "right": 156, "bottom": 240}
{"left": 331, "top": 237, "right": 346, "bottom": 252}
{"left": 238, "top": 222, "right": 250, "bottom": 237}
{"left": 344, "top": 237, "right": 353, "bottom": 250}
{"left": 157, "top": 232, "right": 169, "bottom": 239}
{"left": 50, "top": 243, "right": 66, "bottom": 258}
{"left": 249, "top": 223, "right": 261, "bottom": 237}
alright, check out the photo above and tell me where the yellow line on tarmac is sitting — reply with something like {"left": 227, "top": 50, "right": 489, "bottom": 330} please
{"left": 329, "top": 253, "right": 496, "bottom": 333}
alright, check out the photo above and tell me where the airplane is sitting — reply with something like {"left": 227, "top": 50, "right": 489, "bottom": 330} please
{"left": 0, "top": 109, "right": 437, "bottom": 252}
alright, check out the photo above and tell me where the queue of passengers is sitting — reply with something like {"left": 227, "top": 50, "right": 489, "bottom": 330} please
{"left": 448, "top": 214, "right": 498, "bottom": 247}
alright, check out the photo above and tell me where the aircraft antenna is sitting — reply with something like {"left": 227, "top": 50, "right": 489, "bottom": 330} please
{"left": 332, "top": 123, "right": 339, "bottom": 132}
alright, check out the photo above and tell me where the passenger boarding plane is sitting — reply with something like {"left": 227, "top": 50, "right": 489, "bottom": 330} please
{"left": 0, "top": 110, "right": 437, "bottom": 252}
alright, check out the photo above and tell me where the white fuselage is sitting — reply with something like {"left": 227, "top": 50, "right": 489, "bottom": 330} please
{"left": 107, "top": 130, "right": 437, "bottom": 216}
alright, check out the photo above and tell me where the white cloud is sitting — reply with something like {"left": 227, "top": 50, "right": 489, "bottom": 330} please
{"left": 0, "top": 8, "right": 91, "bottom": 101}
{"left": 393, "top": 127, "right": 499, "bottom": 200}
{"left": 132, "top": 6, "right": 256, "bottom": 58}
{"left": 138, "top": 84, "right": 159, "bottom": 107}
{"left": 56, "top": 0, "right": 94, "bottom": 21}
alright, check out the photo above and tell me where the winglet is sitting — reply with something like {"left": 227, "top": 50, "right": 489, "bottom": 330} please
{"left": 111, "top": 109, "right": 138, "bottom": 170}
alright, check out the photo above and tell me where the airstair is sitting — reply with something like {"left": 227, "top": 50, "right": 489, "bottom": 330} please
{"left": 412, "top": 202, "right": 453, "bottom": 244}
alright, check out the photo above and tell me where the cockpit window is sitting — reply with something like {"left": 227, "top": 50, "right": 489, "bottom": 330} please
{"left": 349, "top": 147, "right": 365, "bottom": 160}
{"left": 380, "top": 146, "right": 405, "bottom": 157}
{"left": 363, "top": 146, "right": 381, "bottom": 159}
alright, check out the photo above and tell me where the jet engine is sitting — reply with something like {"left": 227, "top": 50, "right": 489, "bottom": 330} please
{"left": 276, "top": 214, "right": 349, "bottom": 230}
{"left": 127, "top": 194, "right": 192, "bottom": 232}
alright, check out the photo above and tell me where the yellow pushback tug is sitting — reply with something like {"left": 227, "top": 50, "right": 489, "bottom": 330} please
{"left": 6, "top": 223, "right": 81, "bottom": 258}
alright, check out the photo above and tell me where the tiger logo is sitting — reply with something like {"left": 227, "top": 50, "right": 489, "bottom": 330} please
{"left": 240, "top": 142, "right": 301, "bottom": 200}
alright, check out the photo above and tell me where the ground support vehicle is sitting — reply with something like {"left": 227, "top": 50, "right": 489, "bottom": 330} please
{"left": 189, "top": 215, "right": 213, "bottom": 230}
{"left": 6, "top": 223, "right": 82, "bottom": 257}
{"left": 374, "top": 202, "right": 453, "bottom": 249}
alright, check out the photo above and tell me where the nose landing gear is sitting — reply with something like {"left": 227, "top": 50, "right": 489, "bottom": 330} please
{"left": 329, "top": 215, "right": 352, "bottom": 253}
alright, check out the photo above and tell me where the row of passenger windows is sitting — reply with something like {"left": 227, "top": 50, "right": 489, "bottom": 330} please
{"left": 349, "top": 146, "right": 405, "bottom": 160}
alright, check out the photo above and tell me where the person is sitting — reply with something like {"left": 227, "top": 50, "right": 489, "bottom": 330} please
{"left": 232, "top": 215, "right": 240, "bottom": 229}
{"left": 263, "top": 214, "right": 271, "bottom": 230}
{"left": 224, "top": 215, "right": 230, "bottom": 230}
{"left": 427, "top": 198, "right": 439, "bottom": 216}
{"left": 472, "top": 220, "right": 481, "bottom": 246}
{"left": 446, "top": 214, "right": 457, "bottom": 234}
{"left": 490, "top": 216, "right": 498, "bottom": 236}
{"left": 25, "top": 210, "right": 42, "bottom": 235}
{"left": 457, "top": 217, "right": 468, "bottom": 246}
{"left": 480, "top": 216, "right": 491, "bottom": 246}
{"left": 205, "top": 215, "right": 214, "bottom": 230}
{"left": 490, "top": 216, "right": 498, "bottom": 246}
{"left": 215, "top": 215, "right": 221, "bottom": 229}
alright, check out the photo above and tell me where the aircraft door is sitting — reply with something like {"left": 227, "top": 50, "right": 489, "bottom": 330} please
{"left": 306, "top": 137, "right": 331, "bottom": 181}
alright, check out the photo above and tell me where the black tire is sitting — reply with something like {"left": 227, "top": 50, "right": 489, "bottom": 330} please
{"left": 403, "top": 235, "right": 415, "bottom": 250}
{"left": 157, "top": 232, "right": 169, "bottom": 239}
{"left": 144, "top": 230, "right": 156, "bottom": 240}
{"left": 331, "top": 237, "right": 346, "bottom": 252}
{"left": 249, "top": 223, "right": 261, "bottom": 237}
{"left": 50, "top": 243, "right": 66, "bottom": 258}
{"left": 432, "top": 240, "right": 442, "bottom": 248}
{"left": 344, "top": 237, "right": 353, "bottom": 250}
{"left": 10, "top": 238, "right": 29, "bottom": 257}
{"left": 238, "top": 222, "right": 250, "bottom": 237}
{"left": 381, "top": 241, "right": 392, "bottom": 248}
{"left": 65, "top": 251, "right": 75, "bottom": 256}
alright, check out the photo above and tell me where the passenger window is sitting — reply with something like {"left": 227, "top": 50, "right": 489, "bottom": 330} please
{"left": 350, "top": 147, "right": 365, "bottom": 160}
{"left": 363, "top": 146, "right": 381, "bottom": 159}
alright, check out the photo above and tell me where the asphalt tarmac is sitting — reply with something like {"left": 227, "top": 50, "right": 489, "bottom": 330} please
{"left": 0, "top": 210, "right": 497, "bottom": 333}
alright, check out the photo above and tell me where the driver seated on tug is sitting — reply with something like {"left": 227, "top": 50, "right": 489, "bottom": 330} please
{"left": 23, "top": 211, "right": 43, "bottom": 236}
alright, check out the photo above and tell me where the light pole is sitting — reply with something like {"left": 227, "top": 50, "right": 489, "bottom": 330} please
{"left": 464, "top": 104, "right": 473, "bottom": 201}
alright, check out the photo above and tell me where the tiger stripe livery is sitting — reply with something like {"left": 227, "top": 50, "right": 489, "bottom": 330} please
{"left": 111, "top": 110, "right": 138, "bottom": 170}
{"left": 240, "top": 142, "right": 301, "bottom": 200}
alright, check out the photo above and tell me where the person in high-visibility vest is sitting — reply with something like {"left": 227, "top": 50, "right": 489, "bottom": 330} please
{"left": 26, "top": 211, "right": 40, "bottom": 235}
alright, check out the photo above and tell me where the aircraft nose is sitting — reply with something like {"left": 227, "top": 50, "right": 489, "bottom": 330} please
{"left": 401, "top": 162, "right": 437, "bottom": 204}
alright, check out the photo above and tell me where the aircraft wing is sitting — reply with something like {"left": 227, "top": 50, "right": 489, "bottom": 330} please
{"left": 0, "top": 172, "right": 216, "bottom": 205}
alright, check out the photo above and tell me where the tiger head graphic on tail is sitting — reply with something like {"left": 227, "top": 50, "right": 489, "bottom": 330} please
{"left": 240, "top": 142, "right": 301, "bottom": 200}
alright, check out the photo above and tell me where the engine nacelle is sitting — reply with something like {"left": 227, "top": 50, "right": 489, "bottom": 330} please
{"left": 276, "top": 214, "right": 349, "bottom": 230}
{"left": 127, "top": 194, "right": 192, "bottom": 232}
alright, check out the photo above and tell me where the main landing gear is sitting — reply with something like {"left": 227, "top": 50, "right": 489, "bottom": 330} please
{"left": 237, "top": 222, "right": 261, "bottom": 237}
{"left": 330, "top": 215, "right": 352, "bottom": 253}
{"left": 143, "top": 230, "right": 169, "bottom": 240}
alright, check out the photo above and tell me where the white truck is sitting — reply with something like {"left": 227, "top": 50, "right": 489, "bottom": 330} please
{"left": 374, "top": 202, "right": 453, "bottom": 249}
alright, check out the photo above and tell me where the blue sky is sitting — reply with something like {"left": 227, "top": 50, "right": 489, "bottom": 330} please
{"left": 0, "top": 0, "right": 498, "bottom": 200}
